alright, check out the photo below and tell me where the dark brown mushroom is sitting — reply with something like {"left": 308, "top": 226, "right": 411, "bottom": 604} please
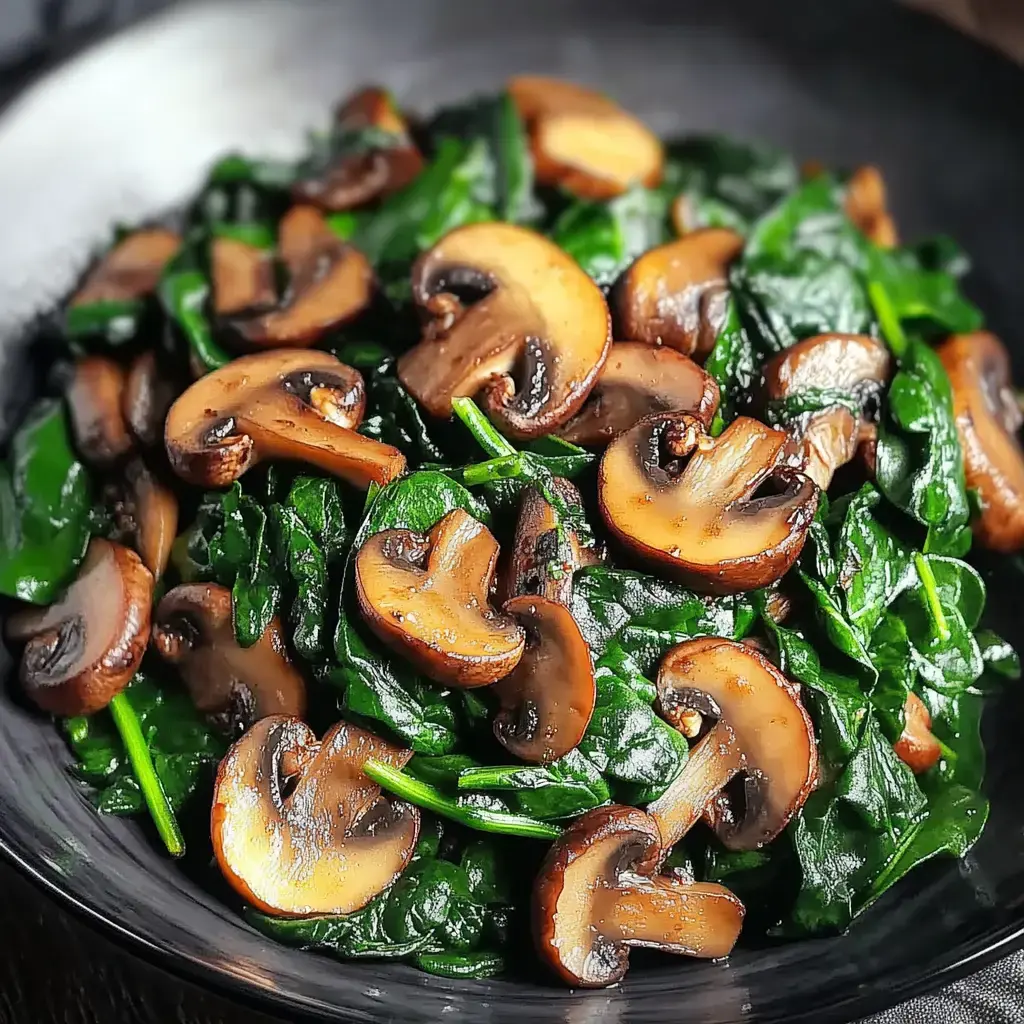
{"left": 123, "top": 349, "right": 184, "bottom": 449}
{"left": 293, "top": 86, "right": 423, "bottom": 210}
{"left": 71, "top": 228, "right": 181, "bottom": 306}
{"left": 164, "top": 349, "right": 405, "bottom": 490}
{"left": 211, "top": 715, "right": 419, "bottom": 916}
{"left": 533, "top": 805, "right": 745, "bottom": 988}
{"left": 845, "top": 166, "right": 898, "bottom": 248}
{"left": 598, "top": 412, "right": 819, "bottom": 594}
{"left": 893, "top": 692, "right": 941, "bottom": 775}
{"left": 508, "top": 76, "right": 663, "bottom": 199}
{"left": 556, "top": 342, "right": 720, "bottom": 446}
{"left": 647, "top": 637, "right": 818, "bottom": 851}
{"left": 66, "top": 356, "right": 135, "bottom": 466}
{"left": 355, "top": 508, "right": 525, "bottom": 687}
{"left": 214, "top": 205, "right": 373, "bottom": 348}
{"left": 938, "top": 332, "right": 1024, "bottom": 551}
{"left": 397, "top": 222, "right": 611, "bottom": 439}
{"left": 152, "top": 583, "right": 306, "bottom": 734}
{"left": 761, "top": 333, "right": 891, "bottom": 490}
{"left": 616, "top": 229, "right": 744, "bottom": 360}
{"left": 491, "top": 595, "right": 596, "bottom": 763}
{"left": 7, "top": 538, "right": 153, "bottom": 716}
{"left": 116, "top": 458, "right": 178, "bottom": 578}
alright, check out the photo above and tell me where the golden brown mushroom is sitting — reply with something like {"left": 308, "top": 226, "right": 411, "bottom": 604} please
{"left": 508, "top": 76, "right": 663, "bottom": 199}
{"left": 355, "top": 508, "right": 525, "bottom": 687}
{"left": 152, "top": 583, "right": 306, "bottom": 734}
{"left": 557, "top": 342, "right": 720, "bottom": 446}
{"left": 117, "top": 458, "right": 179, "bottom": 578}
{"left": 293, "top": 86, "right": 423, "bottom": 210}
{"left": 71, "top": 228, "right": 181, "bottom": 306}
{"left": 164, "top": 349, "right": 405, "bottom": 490}
{"left": 66, "top": 356, "right": 135, "bottom": 466}
{"left": 893, "top": 692, "right": 941, "bottom": 775}
{"left": 7, "top": 538, "right": 153, "bottom": 716}
{"left": 598, "top": 412, "right": 819, "bottom": 594}
{"left": 533, "top": 805, "right": 745, "bottom": 988}
{"left": 845, "top": 166, "right": 898, "bottom": 249}
{"left": 938, "top": 332, "right": 1024, "bottom": 551}
{"left": 647, "top": 637, "right": 818, "bottom": 851}
{"left": 214, "top": 206, "right": 373, "bottom": 349}
{"left": 122, "top": 350, "right": 184, "bottom": 449}
{"left": 398, "top": 222, "right": 611, "bottom": 439}
{"left": 211, "top": 715, "right": 419, "bottom": 916}
{"left": 616, "top": 229, "right": 744, "bottom": 360}
{"left": 761, "top": 333, "right": 891, "bottom": 490}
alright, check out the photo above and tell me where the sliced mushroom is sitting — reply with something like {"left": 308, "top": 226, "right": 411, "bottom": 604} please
{"left": 152, "top": 583, "right": 305, "bottom": 733}
{"left": 503, "top": 479, "right": 598, "bottom": 607}
{"left": 210, "top": 237, "right": 277, "bottom": 317}
{"left": 938, "top": 332, "right": 1024, "bottom": 551}
{"left": 616, "top": 229, "right": 744, "bottom": 360}
{"left": 355, "top": 509, "right": 524, "bottom": 686}
{"left": 67, "top": 356, "right": 135, "bottom": 466}
{"left": 556, "top": 342, "right": 720, "bottom": 446}
{"left": 533, "top": 805, "right": 745, "bottom": 988}
{"left": 845, "top": 166, "right": 898, "bottom": 248}
{"left": 398, "top": 222, "right": 611, "bottom": 438}
{"left": 212, "top": 715, "right": 419, "bottom": 916}
{"left": 293, "top": 86, "right": 423, "bottom": 210}
{"left": 762, "top": 333, "right": 891, "bottom": 490}
{"left": 71, "top": 228, "right": 181, "bottom": 306}
{"left": 647, "top": 637, "right": 818, "bottom": 851}
{"left": 215, "top": 206, "right": 372, "bottom": 348}
{"left": 115, "top": 458, "right": 178, "bottom": 578}
{"left": 164, "top": 349, "right": 404, "bottom": 490}
{"left": 598, "top": 412, "right": 819, "bottom": 594}
{"left": 8, "top": 538, "right": 153, "bottom": 716}
{"left": 123, "top": 350, "right": 183, "bottom": 449}
{"left": 492, "top": 595, "right": 596, "bottom": 763}
{"left": 508, "top": 76, "right": 663, "bottom": 199}
{"left": 893, "top": 692, "right": 941, "bottom": 775}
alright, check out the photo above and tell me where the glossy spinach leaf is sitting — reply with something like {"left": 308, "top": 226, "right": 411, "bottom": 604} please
{"left": 703, "top": 296, "right": 756, "bottom": 432}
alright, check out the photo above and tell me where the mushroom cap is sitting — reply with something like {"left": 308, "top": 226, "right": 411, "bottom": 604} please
{"left": 211, "top": 236, "right": 277, "bottom": 317}
{"left": 67, "top": 356, "right": 135, "bottom": 466}
{"left": 844, "top": 165, "right": 898, "bottom": 248}
{"left": 71, "top": 228, "right": 181, "bottom": 306}
{"left": 508, "top": 76, "right": 663, "bottom": 200}
{"left": 649, "top": 637, "right": 818, "bottom": 851}
{"left": 598, "top": 412, "right": 819, "bottom": 594}
{"left": 938, "top": 332, "right": 1024, "bottom": 551}
{"left": 557, "top": 342, "right": 720, "bottom": 447}
{"left": 216, "top": 206, "right": 373, "bottom": 349}
{"left": 152, "top": 582, "right": 306, "bottom": 732}
{"left": 616, "top": 229, "right": 745, "bottom": 359}
{"left": 492, "top": 595, "right": 597, "bottom": 764}
{"left": 164, "top": 348, "right": 405, "bottom": 490}
{"left": 893, "top": 692, "right": 941, "bottom": 775}
{"left": 123, "top": 350, "right": 182, "bottom": 449}
{"left": 124, "top": 458, "right": 178, "bottom": 578}
{"left": 9, "top": 538, "right": 153, "bottom": 716}
{"left": 211, "top": 715, "right": 419, "bottom": 916}
{"left": 355, "top": 508, "right": 525, "bottom": 687}
{"left": 293, "top": 86, "right": 423, "bottom": 210}
{"left": 533, "top": 805, "right": 745, "bottom": 988}
{"left": 398, "top": 222, "right": 611, "bottom": 438}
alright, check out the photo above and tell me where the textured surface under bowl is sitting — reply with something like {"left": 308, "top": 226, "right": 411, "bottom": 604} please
{"left": 1, "top": 2, "right": 1024, "bottom": 1022}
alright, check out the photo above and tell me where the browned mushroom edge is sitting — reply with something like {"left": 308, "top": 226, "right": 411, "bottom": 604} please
{"left": 845, "top": 166, "right": 898, "bottom": 249}
{"left": 615, "top": 229, "right": 745, "bottom": 360}
{"left": 71, "top": 228, "right": 182, "bottom": 306}
{"left": 211, "top": 715, "right": 419, "bottom": 916}
{"left": 164, "top": 348, "right": 405, "bottom": 490}
{"left": 66, "top": 356, "right": 136, "bottom": 466}
{"left": 118, "top": 458, "right": 179, "bottom": 578}
{"left": 293, "top": 86, "right": 423, "bottom": 210}
{"left": 893, "top": 692, "right": 941, "bottom": 775}
{"left": 508, "top": 76, "right": 663, "bottom": 200}
{"left": 938, "top": 332, "right": 1024, "bottom": 551}
{"left": 397, "top": 222, "right": 611, "bottom": 439}
{"left": 123, "top": 349, "right": 184, "bottom": 449}
{"left": 557, "top": 341, "right": 721, "bottom": 446}
{"left": 647, "top": 637, "right": 818, "bottom": 851}
{"left": 761, "top": 333, "right": 891, "bottom": 491}
{"left": 533, "top": 805, "right": 745, "bottom": 987}
{"left": 354, "top": 508, "right": 525, "bottom": 686}
{"left": 7, "top": 538, "right": 153, "bottom": 716}
{"left": 213, "top": 205, "right": 373, "bottom": 349}
{"left": 598, "top": 412, "right": 819, "bottom": 594}
{"left": 152, "top": 582, "right": 306, "bottom": 734}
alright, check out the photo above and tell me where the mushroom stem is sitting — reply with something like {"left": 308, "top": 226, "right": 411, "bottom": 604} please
{"left": 913, "top": 553, "right": 951, "bottom": 644}
{"left": 108, "top": 691, "right": 184, "bottom": 858}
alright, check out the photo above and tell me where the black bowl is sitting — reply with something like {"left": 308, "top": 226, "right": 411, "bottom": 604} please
{"left": 2, "top": 2, "right": 1024, "bottom": 1021}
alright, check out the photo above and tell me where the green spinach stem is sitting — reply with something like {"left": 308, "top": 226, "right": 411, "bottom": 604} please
{"left": 461, "top": 453, "right": 528, "bottom": 487}
{"left": 363, "top": 759, "right": 561, "bottom": 840}
{"left": 456, "top": 766, "right": 526, "bottom": 790}
{"left": 451, "top": 397, "right": 517, "bottom": 459}
{"left": 108, "top": 692, "right": 185, "bottom": 858}
{"left": 913, "top": 553, "right": 951, "bottom": 644}
{"left": 867, "top": 280, "right": 908, "bottom": 360}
